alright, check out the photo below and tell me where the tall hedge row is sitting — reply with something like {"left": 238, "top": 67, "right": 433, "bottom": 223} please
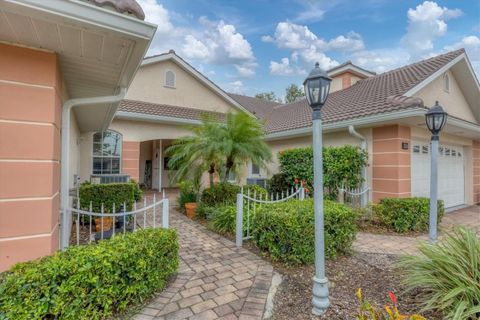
{"left": 79, "top": 181, "right": 142, "bottom": 213}
{"left": 0, "top": 229, "right": 178, "bottom": 320}
{"left": 278, "top": 146, "right": 368, "bottom": 198}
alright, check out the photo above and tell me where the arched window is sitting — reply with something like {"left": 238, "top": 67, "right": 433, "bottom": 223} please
{"left": 92, "top": 130, "right": 122, "bottom": 174}
{"left": 165, "top": 70, "right": 176, "bottom": 88}
{"left": 443, "top": 73, "right": 450, "bottom": 92}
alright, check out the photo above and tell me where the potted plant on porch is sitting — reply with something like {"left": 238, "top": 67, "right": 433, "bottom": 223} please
{"left": 178, "top": 179, "right": 200, "bottom": 219}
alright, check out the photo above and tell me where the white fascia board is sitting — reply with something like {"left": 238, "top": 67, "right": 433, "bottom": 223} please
{"left": 5, "top": 0, "right": 157, "bottom": 40}
{"left": 404, "top": 54, "right": 465, "bottom": 97}
{"left": 115, "top": 111, "right": 202, "bottom": 125}
{"left": 265, "top": 108, "right": 427, "bottom": 141}
{"left": 448, "top": 117, "right": 480, "bottom": 134}
{"left": 328, "top": 65, "right": 375, "bottom": 78}
{"left": 142, "top": 54, "right": 255, "bottom": 117}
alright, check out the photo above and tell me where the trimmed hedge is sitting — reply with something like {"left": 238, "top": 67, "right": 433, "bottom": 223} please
{"left": 79, "top": 181, "right": 141, "bottom": 213}
{"left": 278, "top": 146, "right": 368, "bottom": 198}
{"left": 0, "top": 229, "right": 178, "bottom": 320}
{"left": 267, "top": 173, "right": 292, "bottom": 194}
{"left": 253, "top": 199, "right": 357, "bottom": 264}
{"left": 201, "top": 182, "right": 240, "bottom": 207}
{"left": 374, "top": 197, "right": 444, "bottom": 233}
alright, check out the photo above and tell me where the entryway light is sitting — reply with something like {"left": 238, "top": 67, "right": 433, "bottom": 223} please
{"left": 303, "top": 62, "right": 332, "bottom": 316}
{"left": 425, "top": 101, "right": 448, "bottom": 136}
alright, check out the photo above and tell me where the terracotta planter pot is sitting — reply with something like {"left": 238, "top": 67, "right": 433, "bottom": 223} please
{"left": 95, "top": 217, "right": 113, "bottom": 232}
{"left": 185, "top": 202, "right": 197, "bottom": 219}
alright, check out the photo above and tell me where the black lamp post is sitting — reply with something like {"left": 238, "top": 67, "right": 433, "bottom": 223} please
{"left": 425, "top": 101, "right": 447, "bottom": 242}
{"left": 303, "top": 62, "right": 332, "bottom": 315}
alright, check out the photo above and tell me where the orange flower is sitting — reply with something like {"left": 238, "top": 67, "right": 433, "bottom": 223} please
{"left": 294, "top": 178, "right": 299, "bottom": 184}
{"left": 305, "top": 188, "right": 310, "bottom": 193}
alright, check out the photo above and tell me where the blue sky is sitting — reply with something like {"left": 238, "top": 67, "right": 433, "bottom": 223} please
{"left": 139, "top": 0, "right": 480, "bottom": 100}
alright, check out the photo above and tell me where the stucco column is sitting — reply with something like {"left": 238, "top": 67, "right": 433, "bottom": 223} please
{"left": 0, "top": 44, "right": 61, "bottom": 271}
{"left": 122, "top": 141, "right": 140, "bottom": 182}
{"left": 372, "top": 125, "right": 411, "bottom": 202}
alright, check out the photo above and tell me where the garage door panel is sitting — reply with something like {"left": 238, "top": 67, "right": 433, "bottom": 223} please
{"left": 411, "top": 141, "right": 465, "bottom": 208}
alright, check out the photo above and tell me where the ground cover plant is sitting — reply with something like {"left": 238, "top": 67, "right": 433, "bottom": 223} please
{"left": 0, "top": 229, "right": 179, "bottom": 320}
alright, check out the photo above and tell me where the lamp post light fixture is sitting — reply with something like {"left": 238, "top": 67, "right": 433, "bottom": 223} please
{"left": 303, "top": 62, "right": 332, "bottom": 316}
{"left": 425, "top": 101, "right": 448, "bottom": 243}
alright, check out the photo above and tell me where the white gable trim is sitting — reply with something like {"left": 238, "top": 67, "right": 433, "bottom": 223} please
{"left": 142, "top": 53, "right": 254, "bottom": 116}
{"left": 327, "top": 64, "right": 375, "bottom": 78}
{"left": 404, "top": 53, "right": 478, "bottom": 97}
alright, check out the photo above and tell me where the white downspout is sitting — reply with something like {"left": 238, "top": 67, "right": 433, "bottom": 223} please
{"left": 348, "top": 125, "right": 368, "bottom": 206}
{"left": 60, "top": 88, "right": 127, "bottom": 250}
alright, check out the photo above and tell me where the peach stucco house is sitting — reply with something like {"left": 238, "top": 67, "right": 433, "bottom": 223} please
{"left": 0, "top": 0, "right": 156, "bottom": 271}
{"left": 1, "top": 1, "right": 479, "bottom": 273}
{"left": 83, "top": 49, "right": 479, "bottom": 211}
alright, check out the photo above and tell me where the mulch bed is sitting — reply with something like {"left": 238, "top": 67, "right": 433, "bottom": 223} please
{"left": 270, "top": 252, "right": 440, "bottom": 319}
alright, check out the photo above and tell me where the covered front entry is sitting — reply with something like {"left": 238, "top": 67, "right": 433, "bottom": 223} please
{"left": 138, "top": 139, "right": 176, "bottom": 190}
{"left": 411, "top": 141, "right": 465, "bottom": 208}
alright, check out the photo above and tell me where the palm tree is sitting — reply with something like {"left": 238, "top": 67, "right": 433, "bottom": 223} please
{"left": 218, "top": 112, "right": 272, "bottom": 182}
{"left": 166, "top": 112, "right": 271, "bottom": 186}
{"left": 166, "top": 115, "right": 222, "bottom": 187}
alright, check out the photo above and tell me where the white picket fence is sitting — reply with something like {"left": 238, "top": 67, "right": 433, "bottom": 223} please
{"left": 235, "top": 186, "right": 305, "bottom": 247}
{"left": 68, "top": 192, "right": 169, "bottom": 246}
{"left": 337, "top": 185, "right": 370, "bottom": 207}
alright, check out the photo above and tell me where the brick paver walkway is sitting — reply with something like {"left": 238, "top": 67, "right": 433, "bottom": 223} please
{"left": 354, "top": 205, "right": 479, "bottom": 255}
{"left": 134, "top": 195, "right": 274, "bottom": 320}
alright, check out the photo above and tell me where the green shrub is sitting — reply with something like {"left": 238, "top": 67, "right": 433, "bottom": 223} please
{"left": 267, "top": 173, "right": 293, "bottom": 194}
{"left": 0, "top": 229, "right": 179, "bottom": 320}
{"left": 79, "top": 182, "right": 138, "bottom": 212}
{"left": 130, "top": 179, "right": 143, "bottom": 201}
{"left": 201, "top": 182, "right": 240, "bottom": 207}
{"left": 209, "top": 205, "right": 237, "bottom": 234}
{"left": 396, "top": 227, "right": 480, "bottom": 320}
{"left": 374, "top": 197, "right": 444, "bottom": 233}
{"left": 242, "top": 184, "right": 268, "bottom": 198}
{"left": 278, "top": 146, "right": 368, "bottom": 198}
{"left": 177, "top": 181, "right": 198, "bottom": 212}
{"left": 253, "top": 199, "right": 358, "bottom": 263}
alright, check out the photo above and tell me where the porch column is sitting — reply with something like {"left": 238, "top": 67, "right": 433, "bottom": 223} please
{"left": 122, "top": 141, "right": 140, "bottom": 182}
{"left": 372, "top": 125, "right": 411, "bottom": 202}
{"left": 474, "top": 140, "right": 480, "bottom": 204}
{"left": 0, "top": 44, "right": 61, "bottom": 271}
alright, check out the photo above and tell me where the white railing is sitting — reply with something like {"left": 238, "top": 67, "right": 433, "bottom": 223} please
{"left": 68, "top": 192, "right": 169, "bottom": 246}
{"left": 236, "top": 186, "right": 305, "bottom": 247}
{"left": 338, "top": 185, "right": 370, "bottom": 207}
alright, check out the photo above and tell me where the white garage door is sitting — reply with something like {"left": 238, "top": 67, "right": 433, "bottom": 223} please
{"left": 411, "top": 141, "right": 465, "bottom": 208}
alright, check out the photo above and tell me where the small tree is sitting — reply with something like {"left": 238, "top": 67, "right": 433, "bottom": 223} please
{"left": 285, "top": 84, "right": 305, "bottom": 103}
{"left": 255, "top": 91, "right": 278, "bottom": 102}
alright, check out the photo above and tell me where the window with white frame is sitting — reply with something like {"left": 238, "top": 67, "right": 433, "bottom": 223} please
{"left": 92, "top": 131, "right": 122, "bottom": 174}
{"left": 227, "top": 170, "right": 236, "bottom": 182}
{"left": 250, "top": 163, "right": 260, "bottom": 176}
{"left": 165, "top": 70, "right": 176, "bottom": 88}
{"left": 443, "top": 73, "right": 450, "bottom": 92}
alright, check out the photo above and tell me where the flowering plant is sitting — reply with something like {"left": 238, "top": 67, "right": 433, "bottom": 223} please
{"left": 355, "top": 289, "right": 425, "bottom": 320}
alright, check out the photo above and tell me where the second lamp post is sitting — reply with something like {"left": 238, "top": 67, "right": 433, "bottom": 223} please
{"left": 425, "top": 101, "right": 448, "bottom": 243}
{"left": 303, "top": 62, "right": 332, "bottom": 315}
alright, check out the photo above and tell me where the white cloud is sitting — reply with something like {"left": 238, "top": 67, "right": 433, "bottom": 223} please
{"left": 138, "top": 0, "right": 173, "bottom": 33}
{"left": 181, "top": 18, "right": 257, "bottom": 77}
{"left": 261, "top": 35, "right": 274, "bottom": 42}
{"left": 299, "top": 47, "right": 339, "bottom": 70}
{"left": 228, "top": 80, "right": 244, "bottom": 94}
{"left": 328, "top": 31, "right": 365, "bottom": 52}
{"left": 270, "top": 58, "right": 294, "bottom": 76}
{"left": 270, "top": 22, "right": 325, "bottom": 50}
{"left": 401, "top": 1, "right": 462, "bottom": 58}
{"left": 350, "top": 49, "right": 410, "bottom": 74}
{"left": 294, "top": 1, "right": 325, "bottom": 23}
{"left": 182, "top": 35, "right": 209, "bottom": 60}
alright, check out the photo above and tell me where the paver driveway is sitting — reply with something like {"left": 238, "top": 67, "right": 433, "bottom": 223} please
{"left": 134, "top": 196, "right": 274, "bottom": 320}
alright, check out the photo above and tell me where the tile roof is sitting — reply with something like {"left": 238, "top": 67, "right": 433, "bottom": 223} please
{"left": 119, "top": 49, "right": 465, "bottom": 134}
{"left": 227, "top": 93, "right": 281, "bottom": 120}
{"left": 262, "top": 48, "right": 465, "bottom": 133}
{"left": 88, "top": 0, "right": 145, "bottom": 20}
{"left": 118, "top": 99, "right": 224, "bottom": 121}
